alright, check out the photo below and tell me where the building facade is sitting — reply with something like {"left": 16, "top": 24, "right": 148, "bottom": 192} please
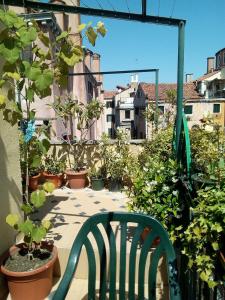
{"left": 11, "top": 0, "right": 104, "bottom": 141}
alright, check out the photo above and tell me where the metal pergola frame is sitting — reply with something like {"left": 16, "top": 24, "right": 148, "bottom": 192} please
{"left": 4, "top": 0, "right": 185, "bottom": 162}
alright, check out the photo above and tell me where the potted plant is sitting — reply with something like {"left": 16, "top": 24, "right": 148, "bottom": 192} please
{"left": 89, "top": 166, "right": 105, "bottom": 191}
{"left": 103, "top": 129, "right": 132, "bottom": 192}
{"left": 44, "top": 156, "right": 65, "bottom": 188}
{"left": 1, "top": 182, "right": 57, "bottom": 300}
{"left": 182, "top": 186, "right": 225, "bottom": 288}
{"left": 51, "top": 98, "right": 104, "bottom": 189}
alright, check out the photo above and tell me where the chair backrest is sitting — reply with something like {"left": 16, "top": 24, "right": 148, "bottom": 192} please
{"left": 53, "top": 212, "right": 180, "bottom": 300}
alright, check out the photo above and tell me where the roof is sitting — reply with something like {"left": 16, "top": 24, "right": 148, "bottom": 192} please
{"left": 140, "top": 82, "right": 202, "bottom": 100}
{"left": 196, "top": 70, "right": 220, "bottom": 81}
{"left": 215, "top": 47, "right": 225, "bottom": 56}
{"left": 104, "top": 90, "right": 117, "bottom": 98}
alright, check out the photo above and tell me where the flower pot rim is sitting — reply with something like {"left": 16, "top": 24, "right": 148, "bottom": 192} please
{"left": 1, "top": 243, "right": 57, "bottom": 278}
{"left": 65, "top": 169, "right": 88, "bottom": 175}
{"left": 29, "top": 173, "right": 41, "bottom": 179}
{"left": 43, "top": 172, "right": 63, "bottom": 176}
{"left": 91, "top": 176, "right": 104, "bottom": 180}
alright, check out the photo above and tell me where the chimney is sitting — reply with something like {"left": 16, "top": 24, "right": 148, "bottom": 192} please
{"left": 207, "top": 57, "right": 215, "bottom": 73}
{"left": 92, "top": 53, "right": 101, "bottom": 82}
{"left": 84, "top": 49, "right": 93, "bottom": 70}
{"left": 131, "top": 74, "right": 138, "bottom": 83}
{"left": 185, "top": 73, "right": 193, "bottom": 83}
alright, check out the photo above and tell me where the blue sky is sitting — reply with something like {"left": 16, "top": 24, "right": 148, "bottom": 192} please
{"left": 42, "top": 1, "right": 225, "bottom": 90}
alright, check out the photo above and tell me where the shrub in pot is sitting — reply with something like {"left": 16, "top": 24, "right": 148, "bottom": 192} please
{"left": 102, "top": 130, "right": 133, "bottom": 192}
{"left": 182, "top": 186, "right": 225, "bottom": 288}
{"left": 127, "top": 157, "right": 182, "bottom": 244}
{"left": 89, "top": 167, "right": 104, "bottom": 191}
{"left": 51, "top": 98, "right": 104, "bottom": 189}
{"left": 44, "top": 156, "right": 65, "bottom": 188}
{"left": 1, "top": 182, "right": 56, "bottom": 300}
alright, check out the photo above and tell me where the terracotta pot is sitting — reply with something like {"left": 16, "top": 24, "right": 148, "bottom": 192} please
{"left": 66, "top": 169, "right": 88, "bottom": 189}
{"left": 141, "top": 227, "right": 160, "bottom": 246}
{"left": 29, "top": 173, "right": 41, "bottom": 191}
{"left": 43, "top": 172, "right": 64, "bottom": 188}
{"left": 1, "top": 243, "right": 58, "bottom": 300}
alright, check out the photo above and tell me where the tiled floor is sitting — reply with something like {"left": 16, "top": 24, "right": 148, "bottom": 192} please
{"left": 32, "top": 187, "right": 129, "bottom": 249}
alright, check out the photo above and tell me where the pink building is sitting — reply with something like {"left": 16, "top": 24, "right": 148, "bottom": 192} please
{"left": 13, "top": 0, "right": 104, "bottom": 141}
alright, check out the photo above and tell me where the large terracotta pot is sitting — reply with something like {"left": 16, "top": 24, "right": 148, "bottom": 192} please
{"left": 29, "top": 173, "right": 41, "bottom": 191}
{"left": 66, "top": 169, "right": 88, "bottom": 189}
{"left": 1, "top": 243, "right": 58, "bottom": 300}
{"left": 43, "top": 172, "right": 64, "bottom": 188}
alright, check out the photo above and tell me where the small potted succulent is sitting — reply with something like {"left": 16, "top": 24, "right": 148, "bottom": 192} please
{"left": 44, "top": 156, "right": 65, "bottom": 188}
{"left": 89, "top": 166, "right": 105, "bottom": 191}
{"left": 1, "top": 183, "right": 57, "bottom": 300}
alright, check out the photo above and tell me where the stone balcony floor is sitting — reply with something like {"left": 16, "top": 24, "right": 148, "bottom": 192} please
{"left": 32, "top": 186, "right": 129, "bottom": 250}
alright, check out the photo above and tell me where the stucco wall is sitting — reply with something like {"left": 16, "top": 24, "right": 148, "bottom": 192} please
{"left": 48, "top": 141, "right": 144, "bottom": 170}
{"left": 0, "top": 114, "right": 23, "bottom": 298}
{"left": 0, "top": 49, "right": 23, "bottom": 296}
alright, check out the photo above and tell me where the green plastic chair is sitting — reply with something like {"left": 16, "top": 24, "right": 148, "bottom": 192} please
{"left": 53, "top": 212, "right": 180, "bottom": 300}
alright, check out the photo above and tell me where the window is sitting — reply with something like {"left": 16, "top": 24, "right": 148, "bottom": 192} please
{"left": 217, "top": 55, "right": 221, "bottom": 68}
{"left": 135, "top": 107, "right": 139, "bottom": 115}
{"left": 137, "top": 91, "right": 142, "bottom": 98}
{"left": 213, "top": 103, "right": 220, "bottom": 113}
{"left": 125, "top": 110, "right": 130, "bottom": 119}
{"left": 158, "top": 106, "right": 164, "bottom": 114}
{"left": 88, "top": 81, "right": 93, "bottom": 96}
{"left": 106, "top": 114, "right": 115, "bottom": 122}
{"left": 184, "top": 105, "right": 193, "bottom": 115}
{"left": 106, "top": 101, "right": 115, "bottom": 108}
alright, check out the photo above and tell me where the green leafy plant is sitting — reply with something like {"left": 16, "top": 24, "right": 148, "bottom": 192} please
{"left": 127, "top": 157, "right": 182, "bottom": 243}
{"left": 139, "top": 125, "right": 173, "bottom": 166}
{"left": 6, "top": 181, "right": 55, "bottom": 258}
{"left": 89, "top": 166, "right": 104, "bottom": 179}
{"left": 44, "top": 156, "right": 65, "bottom": 175}
{"left": 51, "top": 97, "right": 104, "bottom": 171}
{"left": 182, "top": 186, "right": 225, "bottom": 288}
{"left": 190, "top": 119, "right": 225, "bottom": 187}
{"left": 103, "top": 129, "right": 134, "bottom": 182}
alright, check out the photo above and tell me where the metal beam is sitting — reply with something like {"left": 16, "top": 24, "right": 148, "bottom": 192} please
{"left": 4, "top": 0, "right": 186, "bottom": 26}
{"left": 176, "top": 21, "right": 185, "bottom": 161}
{"left": 68, "top": 68, "right": 158, "bottom": 76}
{"left": 142, "top": 0, "right": 147, "bottom": 16}
{"left": 154, "top": 69, "right": 159, "bottom": 130}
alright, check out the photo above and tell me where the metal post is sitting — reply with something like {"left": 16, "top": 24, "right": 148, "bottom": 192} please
{"left": 142, "top": 0, "right": 147, "bottom": 16}
{"left": 155, "top": 69, "right": 159, "bottom": 130}
{"left": 176, "top": 21, "right": 185, "bottom": 161}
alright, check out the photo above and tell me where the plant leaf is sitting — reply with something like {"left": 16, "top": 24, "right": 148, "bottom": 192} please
{"left": 85, "top": 27, "right": 97, "bottom": 46}
{"left": 0, "top": 94, "right": 6, "bottom": 106}
{"left": 6, "top": 214, "right": 19, "bottom": 227}
{"left": 30, "top": 190, "right": 46, "bottom": 208}
{"left": 42, "top": 220, "right": 51, "bottom": 230}
{"left": 43, "top": 182, "right": 55, "bottom": 193}
{"left": 35, "top": 69, "right": 53, "bottom": 91}
{"left": 18, "top": 219, "right": 34, "bottom": 236}
{"left": 78, "top": 23, "right": 86, "bottom": 32}
{"left": 32, "top": 226, "right": 46, "bottom": 243}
